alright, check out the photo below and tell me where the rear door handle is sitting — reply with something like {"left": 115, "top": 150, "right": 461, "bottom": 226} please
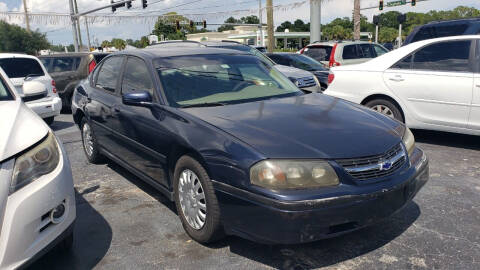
{"left": 389, "top": 75, "right": 405, "bottom": 82}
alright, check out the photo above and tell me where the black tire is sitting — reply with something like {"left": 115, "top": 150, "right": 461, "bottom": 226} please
{"left": 44, "top": 116, "right": 54, "bottom": 125}
{"left": 80, "top": 118, "right": 104, "bottom": 164}
{"left": 173, "top": 155, "right": 224, "bottom": 244}
{"left": 365, "top": 98, "right": 404, "bottom": 123}
{"left": 57, "top": 231, "right": 74, "bottom": 251}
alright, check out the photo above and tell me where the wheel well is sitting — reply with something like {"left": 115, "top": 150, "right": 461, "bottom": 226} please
{"left": 73, "top": 109, "right": 85, "bottom": 128}
{"left": 167, "top": 145, "right": 211, "bottom": 187}
{"left": 361, "top": 94, "right": 405, "bottom": 121}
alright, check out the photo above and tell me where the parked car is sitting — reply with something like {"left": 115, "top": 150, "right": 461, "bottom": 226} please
{"left": 0, "top": 68, "right": 76, "bottom": 268}
{"left": 382, "top": 42, "right": 394, "bottom": 51}
{"left": 39, "top": 52, "right": 109, "bottom": 110}
{"left": 202, "top": 41, "right": 322, "bottom": 92}
{"left": 404, "top": 17, "right": 480, "bottom": 46}
{"left": 325, "top": 35, "right": 480, "bottom": 136}
{"left": 0, "top": 53, "right": 61, "bottom": 125}
{"left": 72, "top": 47, "right": 428, "bottom": 245}
{"left": 299, "top": 41, "right": 390, "bottom": 67}
{"left": 251, "top": 45, "right": 267, "bottom": 53}
{"left": 267, "top": 52, "right": 329, "bottom": 90}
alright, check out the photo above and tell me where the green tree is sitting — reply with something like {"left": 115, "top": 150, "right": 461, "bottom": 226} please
{"left": 0, "top": 21, "right": 50, "bottom": 55}
{"left": 152, "top": 12, "right": 203, "bottom": 40}
{"left": 240, "top": 15, "right": 259, "bottom": 24}
{"left": 379, "top": 27, "right": 398, "bottom": 43}
{"left": 218, "top": 17, "right": 241, "bottom": 32}
{"left": 111, "top": 38, "right": 126, "bottom": 50}
{"left": 101, "top": 40, "right": 111, "bottom": 48}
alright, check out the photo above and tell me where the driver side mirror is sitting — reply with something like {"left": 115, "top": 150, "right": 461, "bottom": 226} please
{"left": 122, "top": 91, "right": 153, "bottom": 107}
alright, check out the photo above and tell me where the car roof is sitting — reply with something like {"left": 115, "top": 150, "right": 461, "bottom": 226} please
{"left": 424, "top": 17, "right": 480, "bottom": 26}
{"left": 38, "top": 52, "right": 107, "bottom": 58}
{"left": 307, "top": 41, "right": 375, "bottom": 47}
{"left": 0, "top": 53, "right": 40, "bottom": 60}
{"left": 115, "top": 47, "right": 251, "bottom": 59}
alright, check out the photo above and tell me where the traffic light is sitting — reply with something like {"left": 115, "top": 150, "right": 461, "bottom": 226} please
{"left": 111, "top": 0, "right": 116, "bottom": 12}
{"left": 189, "top": 20, "right": 194, "bottom": 28}
{"left": 373, "top": 15, "right": 380, "bottom": 25}
{"left": 175, "top": 20, "right": 180, "bottom": 30}
{"left": 398, "top": 14, "right": 406, "bottom": 24}
{"left": 379, "top": 0, "right": 384, "bottom": 11}
{"left": 142, "top": 0, "right": 148, "bottom": 9}
{"left": 203, "top": 20, "right": 207, "bottom": 29}
{"left": 411, "top": 0, "right": 416, "bottom": 6}
{"left": 126, "top": 0, "right": 132, "bottom": 9}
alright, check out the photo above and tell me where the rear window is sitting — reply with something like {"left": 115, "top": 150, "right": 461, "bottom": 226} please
{"left": 342, "top": 45, "right": 358, "bottom": 60}
{"left": 43, "top": 57, "right": 81, "bottom": 73}
{"left": 0, "top": 58, "right": 45, "bottom": 78}
{"left": 303, "top": 46, "right": 332, "bottom": 62}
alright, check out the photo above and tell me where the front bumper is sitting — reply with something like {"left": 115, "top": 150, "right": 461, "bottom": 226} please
{"left": 0, "top": 137, "right": 76, "bottom": 269}
{"left": 25, "top": 96, "right": 62, "bottom": 119}
{"left": 214, "top": 149, "right": 429, "bottom": 244}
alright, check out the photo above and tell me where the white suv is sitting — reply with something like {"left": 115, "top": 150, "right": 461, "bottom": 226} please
{"left": 0, "top": 54, "right": 62, "bottom": 125}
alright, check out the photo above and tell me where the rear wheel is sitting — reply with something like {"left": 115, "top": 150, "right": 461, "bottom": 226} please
{"left": 173, "top": 155, "right": 224, "bottom": 244}
{"left": 80, "top": 118, "right": 103, "bottom": 164}
{"left": 365, "top": 99, "right": 404, "bottom": 123}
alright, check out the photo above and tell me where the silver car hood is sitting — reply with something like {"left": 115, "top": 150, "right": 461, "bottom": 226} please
{"left": 0, "top": 99, "right": 48, "bottom": 163}
{"left": 274, "top": 64, "right": 314, "bottom": 79}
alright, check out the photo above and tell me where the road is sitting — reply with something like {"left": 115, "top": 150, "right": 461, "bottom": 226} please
{"left": 29, "top": 113, "right": 480, "bottom": 270}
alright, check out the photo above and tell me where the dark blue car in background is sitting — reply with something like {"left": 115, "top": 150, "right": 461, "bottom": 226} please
{"left": 72, "top": 47, "right": 429, "bottom": 244}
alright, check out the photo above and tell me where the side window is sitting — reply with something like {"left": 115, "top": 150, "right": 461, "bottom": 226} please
{"left": 392, "top": 54, "right": 413, "bottom": 69}
{"left": 50, "top": 57, "right": 80, "bottom": 73}
{"left": 412, "top": 40, "right": 471, "bottom": 72}
{"left": 412, "top": 27, "right": 434, "bottom": 43}
{"left": 357, "top": 44, "right": 375, "bottom": 58}
{"left": 96, "top": 56, "right": 124, "bottom": 92}
{"left": 268, "top": 55, "right": 290, "bottom": 66}
{"left": 121, "top": 57, "right": 154, "bottom": 95}
{"left": 373, "top": 45, "right": 389, "bottom": 56}
{"left": 342, "top": 45, "right": 358, "bottom": 60}
{"left": 435, "top": 24, "right": 468, "bottom": 38}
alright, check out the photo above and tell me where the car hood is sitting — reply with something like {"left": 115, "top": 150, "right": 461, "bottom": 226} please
{"left": 186, "top": 94, "right": 403, "bottom": 159}
{"left": 275, "top": 65, "right": 314, "bottom": 79}
{"left": 0, "top": 100, "right": 49, "bottom": 162}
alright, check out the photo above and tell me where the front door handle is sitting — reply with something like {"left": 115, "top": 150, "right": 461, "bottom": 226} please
{"left": 389, "top": 75, "right": 405, "bottom": 82}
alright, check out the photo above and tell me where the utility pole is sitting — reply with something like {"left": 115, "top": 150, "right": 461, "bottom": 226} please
{"left": 85, "top": 18, "right": 92, "bottom": 51}
{"left": 22, "top": 0, "right": 30, "bottom": 32}
{"left": 73, "top": 0, "right": 83, "bottom": 51}
{"left": 68, "top": 0, "right": 79, "bottom": 52}
{"left": 259, "top": 0, "right": 264, "bottom": 47}
{"left": 266, "top": 0, "right": 274, "bottom": 52}
{"left": 353, "top": 0, "right": 360, "bottom": 40}
{"left": 310, "top": 0, "right": 321, "bottom": 43}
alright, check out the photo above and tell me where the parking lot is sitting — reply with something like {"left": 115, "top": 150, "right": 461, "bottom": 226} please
{"left": 24, "top": 113, "right": 479, "bottom": 270}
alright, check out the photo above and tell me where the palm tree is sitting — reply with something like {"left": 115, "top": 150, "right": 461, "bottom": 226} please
{"left": 353, "top": 0, "right": 361, "bottom": 40}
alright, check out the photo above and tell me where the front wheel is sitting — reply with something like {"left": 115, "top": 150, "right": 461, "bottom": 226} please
{"left": 173, "top": 156, "right": 224, "bottom": 244}
{"left": 365, "top": 99, "right": 404, "bottom": 123}
{"left": 80, "top": 118, "right": 103, "bottom": 164}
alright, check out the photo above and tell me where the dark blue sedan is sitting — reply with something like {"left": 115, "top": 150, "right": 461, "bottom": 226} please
{"left": 72, "top": 47, "right": 429, "bottom": 244}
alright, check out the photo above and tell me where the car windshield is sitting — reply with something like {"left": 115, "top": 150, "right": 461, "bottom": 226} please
{"left": 286, "top": 54, "right": 328, "bottom": 71}
{"left": 156, "top": 54, "right": 302, "bottom": 108}
{"left": 0, "top": 75, "right": 14, "bottom": 101}
{"left": 0, "top": 58, "right": 45, "bottom": 78}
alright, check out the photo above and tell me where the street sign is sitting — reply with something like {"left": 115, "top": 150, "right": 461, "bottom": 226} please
{"left": 387, "top": 0, "right": 406, "bottom": 7}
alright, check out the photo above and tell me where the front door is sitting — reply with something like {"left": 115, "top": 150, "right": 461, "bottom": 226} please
{"left": 384, "top": 39, "right": 474, "bottom": 129}
{"left": 469, "top": 40, "right": 480, "bottom": 131}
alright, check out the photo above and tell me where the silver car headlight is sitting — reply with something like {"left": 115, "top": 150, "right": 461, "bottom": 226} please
{"left": 403, "top": 127, "right": 415, "bottom": 158}
{"left": 250, "top": 160, "right": 339, "bottom": 190}
{"left": 11, "top": 132, "right": 60, "bottom": 194}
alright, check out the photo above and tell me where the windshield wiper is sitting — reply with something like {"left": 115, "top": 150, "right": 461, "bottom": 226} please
{"left": 180, "top": 102, "right": 227, "bottom": 108}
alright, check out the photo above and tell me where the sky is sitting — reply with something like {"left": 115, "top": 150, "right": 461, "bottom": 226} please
{"left": 0, "top": 0, "right": 479, "bottom": 45}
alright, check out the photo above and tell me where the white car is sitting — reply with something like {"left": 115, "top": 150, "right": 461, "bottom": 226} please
{"left": 0, "top": 54, "right": 62, "bottom": 125}
{"left": 0, "top": 68, "right": 75, "bottom": 269}
{"left": 325, "top": 35, "right": 480, "bottom": 136}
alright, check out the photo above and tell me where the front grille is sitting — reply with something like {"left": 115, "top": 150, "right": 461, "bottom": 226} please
{"left": 22, "top": 92, "right": 47, "bottom": 103}
{"left": 297, "top": 76, "right": 316, "bottom": 88}
{"left": 336, "top": 143, "right": 407, "bottom": 180}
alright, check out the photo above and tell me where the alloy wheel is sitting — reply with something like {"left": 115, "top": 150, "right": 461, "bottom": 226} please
{"left": 371, "top": 104, "right": 395, "bottom": 118}
{"left": 82, "top": 123, "right": 94, "bottom": 157}
{"left": 178, "top": 169, "right": 207, "bottom": 230}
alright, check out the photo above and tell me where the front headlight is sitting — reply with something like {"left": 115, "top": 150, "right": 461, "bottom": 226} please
{"left": 11, "top": 132, "right": 60, "bottom": 194}
{"left": 403, "top": 127, "right": 415, "bottom": 157}
{"left": 250, "top": 160, "right": 339, "bottom": 190}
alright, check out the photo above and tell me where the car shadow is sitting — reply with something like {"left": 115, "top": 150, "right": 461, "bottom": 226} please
{"left": 218, "top": 202, "right": 421, "bottom": 269}
{"left": 27, "top": 189, "right": 112, "bottom": 270}
{"left": 50, "top": 120, "right": 75, "bottom": 132}
{"left": 413, "top": 129, "right": 480, "bottom": 150}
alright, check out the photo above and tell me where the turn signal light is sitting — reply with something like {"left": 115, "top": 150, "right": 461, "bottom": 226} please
{"left": 88, "top": 60, "right": 96, "bottom": 74}
{"left": 51, "top": 80, "right": 57, "bottom": 93}
{"left": 327, "top": 73, "right": 335, "bottom": 85}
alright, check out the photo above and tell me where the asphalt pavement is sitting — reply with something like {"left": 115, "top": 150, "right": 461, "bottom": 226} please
{"left": 28, "top": 113, "right": 480, "bottom": 270}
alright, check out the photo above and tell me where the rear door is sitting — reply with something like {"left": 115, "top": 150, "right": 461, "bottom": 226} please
{"left": 384, "top": 40, "right": 474, "bottom": 128}
{"left": 111, "top": 56, "right": 168, "bottom": 186}
{"left": 86, "top": 55, "right": 125, "bottom": 152}
{"left": 340, "top": 44, "right": 375, "bottom": 66}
